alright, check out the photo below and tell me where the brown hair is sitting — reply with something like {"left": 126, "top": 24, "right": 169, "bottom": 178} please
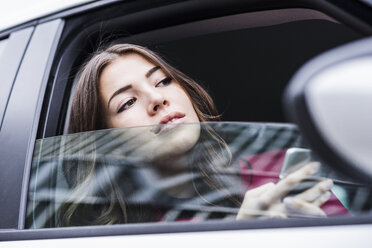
{"left": 68, "top": 43, "right": 219, "bottom": 134}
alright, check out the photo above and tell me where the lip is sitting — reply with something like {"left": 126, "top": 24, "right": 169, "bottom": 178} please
{"left": 159, "top": 112, "right": 185, "bottom": 125}
{"left": 153, "top": 112, "right": 186, "bottom": 134}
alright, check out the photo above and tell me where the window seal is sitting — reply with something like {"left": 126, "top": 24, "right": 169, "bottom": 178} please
{"left": 2, "top": 215, "right": 372, "bottom": 241}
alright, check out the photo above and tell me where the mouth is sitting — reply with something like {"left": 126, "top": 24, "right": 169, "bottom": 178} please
{"left": 153, "top": 112, "right": 186, "bottom": 134}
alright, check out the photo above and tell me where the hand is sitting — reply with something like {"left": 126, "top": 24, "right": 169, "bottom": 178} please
{"left": 236, "top": 162, "right": 333, "bottom": 219}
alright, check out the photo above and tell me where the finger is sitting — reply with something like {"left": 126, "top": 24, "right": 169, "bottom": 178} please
{"left": 237, "top": 205, "right": 287, "bottom": 219}
{"left": 260, "top": 162, "right": 320, "bottom": 206}
{"left": 238, "top": 183, "right": 276, "bottom": 219}
{"left": 237, "top": 208, "right": 280, "bottom": 219}
{"left": 295, "top": 179, "right": 333, "bottom": 202}
{"left": 244, "top": 182, "right": 275, "bottom": 197}
{"left": 283, "top": 197, "right": 326, "bottom": 217}
{"left": 265, "top": 204, "right": 287, "bottom": 219}
{"left": 259, "top": 211, "right": 287, "bottom": 219}
{"left": 240, "top": 183, "right": 275, "bottom": 213}
{"left": 312, "top": 191, "right": 331, "bottom": 207}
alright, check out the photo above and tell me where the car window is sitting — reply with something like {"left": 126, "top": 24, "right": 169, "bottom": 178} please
{"left": 26, "top": 122, "right": 372, "bottom": 228}
{"left": 26, "top": 2, "right": 369, "bottom": 232}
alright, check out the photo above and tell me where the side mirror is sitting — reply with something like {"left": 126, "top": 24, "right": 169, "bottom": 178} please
{"left": 284, "top": 36, "right": 372, "bottom": 184}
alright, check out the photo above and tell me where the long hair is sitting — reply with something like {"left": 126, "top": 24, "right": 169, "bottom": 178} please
{"left": 61, "top": 44, "right": 234, "bottom": 226}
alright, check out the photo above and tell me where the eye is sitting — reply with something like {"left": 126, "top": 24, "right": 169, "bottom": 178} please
{"left": 156, "top": 77, "right": 172, "bottom": 87}
{"left": 118, "top": 98, "right": 137, "bottom": 113}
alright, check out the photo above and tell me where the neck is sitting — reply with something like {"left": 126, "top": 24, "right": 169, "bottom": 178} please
{"left": 152, "top": 154, "right": 197, "bottom": 198}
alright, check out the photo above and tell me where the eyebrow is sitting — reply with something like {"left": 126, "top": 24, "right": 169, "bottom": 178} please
{"left": 145, "top": 65, "right": 161, "bottom": 78}
{"left": 107, "top": 66, "right": 161, "bottom": 108}
{"left": 107, "top": 85, "right": 132, "bottom": 108}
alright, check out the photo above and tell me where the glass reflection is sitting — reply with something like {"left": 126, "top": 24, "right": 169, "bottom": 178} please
{"left": 26, "top": 122, "right": 372, "bottom": 228}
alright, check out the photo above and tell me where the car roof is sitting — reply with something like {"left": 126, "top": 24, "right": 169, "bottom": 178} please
{"left": 0, "top": 0, "right": 94, "bottom": 32}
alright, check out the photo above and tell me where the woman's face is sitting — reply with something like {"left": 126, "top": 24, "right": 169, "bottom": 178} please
{"left": 99, "top": 53, "right": 200, "bottom": 161}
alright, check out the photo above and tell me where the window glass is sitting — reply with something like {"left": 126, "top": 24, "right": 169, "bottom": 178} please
{"left": 26, "top": 122, "right": 371, "bottom": 228}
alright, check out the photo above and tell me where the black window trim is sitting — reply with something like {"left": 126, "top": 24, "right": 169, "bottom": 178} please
{"left": 1, "top": 0, "right": 372, "bottom": 42}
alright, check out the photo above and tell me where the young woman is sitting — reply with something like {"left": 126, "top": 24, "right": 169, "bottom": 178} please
{"left": 61, "top": 43, "right": 337, "bottom": 226}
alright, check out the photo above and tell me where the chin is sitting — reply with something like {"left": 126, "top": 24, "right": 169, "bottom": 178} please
{"left": 132, "top": 123, "right": 201, "bottom": 162}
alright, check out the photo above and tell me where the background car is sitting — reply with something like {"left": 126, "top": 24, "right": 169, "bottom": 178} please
{"left": 1, "top": 0, "right": 372, "bottom": 246}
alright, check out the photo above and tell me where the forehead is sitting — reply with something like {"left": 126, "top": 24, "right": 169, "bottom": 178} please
{"left": 100, "top": 53, "right": 162, "bottom": 83}
{"left": 109, "top": 53, "right": 154, "bottom": 72}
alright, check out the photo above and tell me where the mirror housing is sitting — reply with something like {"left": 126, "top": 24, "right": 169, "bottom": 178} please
{"left": 284, "top": 36, "right": 372, "bottom": 184}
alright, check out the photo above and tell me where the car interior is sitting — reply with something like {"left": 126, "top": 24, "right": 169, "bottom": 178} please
{"left": 57, "top": 7, "right": 362, "bottom": 135}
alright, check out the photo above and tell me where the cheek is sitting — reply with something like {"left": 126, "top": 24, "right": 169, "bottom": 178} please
{"left": 172, "top": 86, "right": 199, "bottom": 121}
{"left": 185, "top": 99, "right": 199, "bottom": 122}
{"left": 183, "top": 95, "right": 200, "bottom": 122}
{"left": 107, "top": 106, "right": 146, "bottom": 128}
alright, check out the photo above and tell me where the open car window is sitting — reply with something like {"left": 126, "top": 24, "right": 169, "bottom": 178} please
{"left": 26, "top": 122, "right": 372, "bottom": 228}
{"left": 21, "top": 0, "right": 371, "bottom": 235}
{"left": 59, "top": 8, "right": 362, "bottom": 133}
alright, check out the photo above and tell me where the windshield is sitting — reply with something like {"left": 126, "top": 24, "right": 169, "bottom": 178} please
{"left": 26, "top": 122, "right": 371, "bottom": 228}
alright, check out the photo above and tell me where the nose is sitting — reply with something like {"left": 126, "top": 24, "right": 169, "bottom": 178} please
{"left": 147, "top": 91, "right": 169, "bottom": 115}
{"left": 153, "top": 100, "right": 168, "bottom": 112}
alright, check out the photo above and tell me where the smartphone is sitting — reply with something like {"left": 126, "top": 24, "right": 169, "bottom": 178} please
{"left": 280, "top": 148, "right": 324, "bottom": 194}
{"left": 280, "top": 148, "right": 362, "bottom": 211}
